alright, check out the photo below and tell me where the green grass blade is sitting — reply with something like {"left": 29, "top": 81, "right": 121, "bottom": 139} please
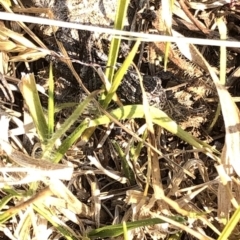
{"left": 123, "top": 221, "right": 129, "bottom": 240}
{"left": 54, "top": 102, "right": 78, "bottom": 113}
{"left": 48, "top": 62, "right": 54, "bottom": 137}
{"left": 42, "top": 91, "right": 99, "bottom": 162}
{"left": 88, "top": 217, "right": 185, "bottom": 238}
{"left": 51, "top": 118, "right": 90, "bottom": 163}
{"left": 217, "top": 16, "right": 227, "bottom": 85}
{"left": 89, "top": 105, "right": 219, "bottom": 154}
{"left": 132, "top": 128, "right": 148, "bottom": 162}
{"left": 217, "top": 205, "right": 240, "bottom": 240}
{"left": 162, "top": 0, "right": 174, "bottom": 70}
{"left": 0, "top": 211, "right": 17, "bottom": 224}
{"left": 53, "top": 104, "right": 219, "bottom": 164}
{"left": 0, "top": 195, "right": 14, "bottom": 212}
{"left": 34, "top": 204, "right": 78, "bottom": 240}
{"left": 112, "top": 140, "right": 135, "bottom": 185}
{"left": 0, "top": 192, "right": 26, "bottom": 224}
{"left": 208, "top": 17, "right": 227, "bottom": 132}
{"left": 105, "top": 0, "right": 130, "bottom": 82}
{"left": 103, "top": 40, "right": 141, "bottom": 108}
{"left": 18, "top": 73, "right": 48, "bottom": 142}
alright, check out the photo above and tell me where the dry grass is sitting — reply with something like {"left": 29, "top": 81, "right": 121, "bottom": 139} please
{"left": 0, "top": 1, "right": 240, "bottom": 240}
